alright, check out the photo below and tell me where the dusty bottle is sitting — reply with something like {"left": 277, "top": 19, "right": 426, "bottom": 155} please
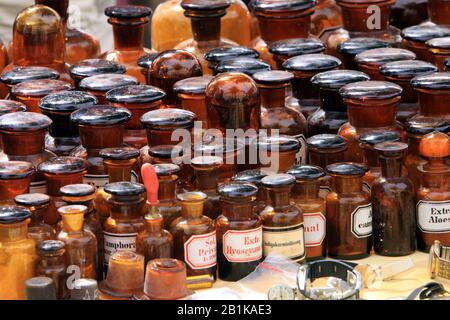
{"left": 288, "top": 165, "right": 327, "bottom": 260}
{"left": 36, "top": 240, "right": 67, "bottom": 299}
{"left": 401, "top": 24, "right": 450, "bottom": 62}
{"left": 154, "top": 163, "right": 182, "bottom": 229}
{"left": 232, "top": 169, "right": 269, "bottom": 214}
{"left": 78, "top": 74, "right": 138, "bottom": 104}
{"left": 371, "top": 141, "right": 416, "bottom": 256}
{"left": 416, "top": 132, "right": 450, "bottom": 251}
{"left": 1, "top": 66, "right": 60, "bottom": 97}
{"left": 214, "top": 57, "right": 271, "bottom": 76}
{"left": 0, "top": 206, "right": 36, "bottom": 300}
{"left": 268, "top": 38, "right": 326, "bottom": 69}
{"left": 427, "top": 36, "right": 450, "bottom": 71}
{"left": 336, "top": 37, "right": 391, "bottom": 70}
{"left": 260, "top": 174, "right": 306, "bottom": 263}
{"left": 326, "top": 162, "right": 372, "bottom": 260}
{"left": 0, "top": 161, "right": 34, "bottom": 204}
{"left": 428, "top": 0, "right": 450, "bottom": 25}
{"left": 216, "top": 182, "right": 262, "bottom": 281}
{"left": 39, "top": 91, "right": 98, "bottom": 156}
{"left": 69, "top": 59, "right": 126, "bottom": 88}
{"left": 204, "top": 46, "right": 259, "bottom": 73}
{"left": 256, "top": 135, "right": 301, "bottom": 173}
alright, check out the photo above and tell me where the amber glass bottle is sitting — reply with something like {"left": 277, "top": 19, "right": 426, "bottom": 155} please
{"left": 311, "top": 0, "right": 342, "bottom": 36}
{"left": 401, "top": 24, "right": 450, "bottom": 62}
{"left": 214, "top": 57, "right": 271, "bottom": 76}
{"left": 326, "top": 163, "right": 372, "bottom": 260}
{"left": 232, "top": 169, "right": 268, "bottom": 214}
{"left": 307, "top": 134, "right": 348, "bottom": 170}
{"left": 1, "top": 66, "right": 60, "bottom": 96}
{"left": 371, "top": 142, "right": 416, "bottom": 256}
{"left": 288, "top": 165, "right": 327, "bottom": 260}
{"left": 69, "top": 59, "right": 126, "bottom": 88}
{"left": 269, "top": 38, "right": 326, "bottom": 69}
{"left": 137, "top": 53, "right": 159, "bottom": 85}
{"left": 256, "top": 135, "right": 301, "bottom": 173}
{"left": 427, "top": 37, "right": 450, "bottom": 71}
{"left": 416, "top": 132, "right": 450, "bottom": 251}
{"left": 79, "top": 74, "right": 138, "bottom": 104}
{"left": 336, "top": 37, "right": 391, "bottom": 70}
{"left": 390, "top": 0, "right": 428, "bottom": 29}
{"left": 428, "top": 0, "right": 450, "bottom": 25}
{"left": 36, "top": 240, "right": 67, "bottom": 299}
{"left": 260, "top": 174, "right": 306, "bottom": 263}
{"left": 154, "top": 163, "right": 182, "bottom": 229}
{"left": 0, "top": 161, "right": 34, "bottom": 205}
{"left": 204, "top": 46, "right": 259, "bottom": 73}
{"left": 40, "top": 91, "right": 98, "bottom": 156}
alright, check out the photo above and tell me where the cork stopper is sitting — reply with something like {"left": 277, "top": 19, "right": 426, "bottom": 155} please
{"left": 419, "top": 132, "right": 450, "bottom": 159}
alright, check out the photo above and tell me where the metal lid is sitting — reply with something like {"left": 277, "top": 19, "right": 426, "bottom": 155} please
{"left": 355, "top": 48, "right": 416, "bottom": 67}
{"left": 326, "top": 162, "right": 368, "bottom": 176}
{"left": 0, "top": 205, "right": 32, "bottom": 224}
{"left": 105, "top": 5, "right": 152, "bottom": 18}
{"left": 173, "top": 76, "right": 213, "bottom": 95}
{"left": 154, "top": 163, "right": 181, "bottom": 176}
{"left": 282, "top": 54, "right": 342, "bottom": 72}
{"left": 106, "top": 85, "right": 166, "bottom": 104}
{"left": 60, "top": 184, "right": 96, "bottom": 197}
{"left": 380, "top": 60, "right": 438, "bottom": 79}
{"left": 0, "top": 100, "right": 27, "bottom": 115}
{"left": 411, "top": 72, "right": 450, "bottom": 90}
{"left": 269, "top": 38, "right": 325, "bottom": 57}
{"left": 287, "top": 165, "right": 325, "bottom": 180}
{"left": 0, "top": 161, "right": 34, "bottom": 180}
{"left": 306, "top": 134, "right": 347, "bottom": 149}
{"left": 11, "top": 79, "right": 72, "bottom": 97}
{"left": 401, "top": 24, "right": 450, "bottom": 43}
{"left": 37, "top": 240, "right": 65, "bottom": 253}
{"left": 99, "top": 147, "right": 140, "bottom": 160}
{"left": 71, "top": 105, "right": 132, "bottom": 126}
{"left": 252, "top": 0, "right": 317, "bottom": 13}
{"left": 140, "top": 108, "right": 196, "bottom": 130}
{"left": 261, "top": 173, "right": 296, "bottom": 187}
{"left": 232, "top": 169, "right": 268, "bottom": 184}
{"left": 38, "top": 156, "right": 88, "bottom": 174}
{"left": 336, "top": 37, "right": 391, "bottom": 56}
{"left": 79, "top": 74, "right": 138, "bottom": 92}
{"left": 39, "top": 91, "right": 98, "bottom": 112}
{"left": 358, "top": 130, "right": 401, "bottom": 145}
{"left": 1, "top": 66, "right": 59, "bottom": 85}
{"left": 14, "top": 193, "right": 50, "bottom": 206}
{"left": 405, "top": 116, "right": 450, "bottom": 135}
{"left": 0, "top": 112, "right": 52, "bottom": 131}
{"left": 311, "top": 70, "right": 370, "bottom": 90}
{"left": 253, "top": 70, "right": 294, "bottom": 85}
{"left": 256, "top": 135, "right": 301, "bottom": 152}
{"left": 69, "top": 59, "right": 126, "bottom": 80}
{"left": 104, "top": 181, "right": 146, "bottom": 196}
{"left": 339, "top": 81, "right": 403, "bottom": 100}
{"left": 215, "top": 58, "right": 271, "bottom": 76}
{"left": 205, "top": 46, "right": 259, "bottom": 63}
{"left": 218, "top": 182, "right": 258, "bottom": 198}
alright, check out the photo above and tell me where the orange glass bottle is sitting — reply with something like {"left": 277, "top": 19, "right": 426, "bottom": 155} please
{"left": 69, "top": 59, "right": 126, "bottom": 88}
{"left": 311, "top": 0, "right": 342, "bottom": 36}
{"left": 1, "top": 66, "right": 60, "bottom": 97}
{"left": 79, "top": 74, "right": 138, "bottom": 104}
{"left": 256, "top": 135, "right": 301, "bottom": 173}
{"left": 0, "top": 161, "right": 34, "bottom": 205}
{"left": 268, "top": 38, "right": 326, "bottom": 69}
{"left": 427, "top": 37, "right": 450, "bottom": 71}
{"left": 204, "top": 46, "right": 259, "bottom": 73}
{"left": 401, "top": 24, "right": 450, "bottom": 62}
{"left": 154, "top": 164, "right": 182, "bottom": 229}
{"left": 336, "top": 37, "right": 391, "bottom": 70}
{"left": 36, "top": 240, "right": 67, "bottom": 299}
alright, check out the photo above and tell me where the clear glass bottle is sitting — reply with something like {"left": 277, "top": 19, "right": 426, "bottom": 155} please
{"left": 427, "top": 36, "right": 450, "bottom": 71}
{"left": 268, "top": 38, "right": 326, "bottom": 69}
{"left": 36, "top": 240, "right": 67, "bottom": 299}
{"left": 154, "top": 164, "right": 182, "bottom": 229}
{"left": 401, "top": 24, "right": 450, "bottom": 62}
{"left": 311, "top": 0, "right": 343, "bottom": 36}
{"left": 214, "top": 57, "right": 271, "bottom": 76}
{"left": 232, "top": 169, "right": 268, "bottom": 214}
{"left": 335, "top": 37, "right": 391, "bottom": 70}
{"left": 78, "top": 74, "right": 138, "bottom": 104}
{"left": 0, "top": 161, "right": 34, "bottom": 205}
{"left": 204, "top": 46, "right": 259, "bottom": 74}
{"left": 256, "top": 135, "right": 301, "bottom": 173}
{"left": 260, "top": 174, "right": 306, "bottom": 263}
{"left": 1, "top": 66, "right": 60, "bottom": 97}
{"left": 69, "top": 59, "right": 126, "bottom": 88}
{"left": 371, "top": 141, "right": 416, "bottom": 256}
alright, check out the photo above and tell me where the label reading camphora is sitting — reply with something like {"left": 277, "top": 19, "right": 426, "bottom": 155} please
{"left": 263, "top": 223, "right": 305, "bottom": 262}
{"left": 184, "top": 231, "right": 217, "bottom": 270}
{"left": 304, "top": 212, "right": 326, "bottom": 247}
{"left": 417, "top": 200, "right": 450, "bottom": 233}
{"left": 223, "top": 227, "right": 262, "bottom": 263}
{"left": 351, "top": 204, "right": 372, "bottom": 238}
{"left": 103, "top": 231, "right": 137, "bottom": 266}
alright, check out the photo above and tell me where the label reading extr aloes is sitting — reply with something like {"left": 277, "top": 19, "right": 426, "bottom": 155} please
{"left": 223, "top": 226, "right": 262, "bottom": 263}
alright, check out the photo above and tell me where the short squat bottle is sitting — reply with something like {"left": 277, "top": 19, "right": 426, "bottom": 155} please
{"left": 154, "top": 164, "right": 182, "bottom": 229}
{"left": 36, "top": 240, "right": 67, "bottom": 300}
{"left": 0, "top": 161, "right": 34, "bottom": 204}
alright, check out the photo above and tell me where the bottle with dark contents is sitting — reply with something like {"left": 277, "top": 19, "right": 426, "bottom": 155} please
{"left": 256, "top": 135, "right": 301, "bottom": 173}
{"left": 137, "top": 53, "right": 159, "bottom": 85}
{"left": 379, "top": 60, "right": 438, "bottom": 123}
{"left": 411, "top": 72, "right": 450, "bottom": 121}
{"left": 251, "top": 0, "right": 317, "bottom": 68}
{"left": 78, "top": 74, "right": 139, "bottom": 104}
{"left": 427, "top": 36, "right": 450, "bottom": 71}
{"left": 338, "top": 81, "right": 405, "bottom": 162}
{"left": 171, "top": 192, "right": 216, "bottom": 288}
{"left": 309, "top": 70, "right": 370, "bottom": 137}
{"left": 268, "top": 38, "right": 326, "bottom": 70}
{"left": 326, "top": 162, "right": 372, "bottom": 260}
{"left": 0, "top": 66, "right": 60, "bottom": 97}
{"left": 36, "top": 240, "right": 67, "bottom": 299}
{"left": 0, "top": 161, "right": 34, "bottom": 204}
{"left": 150, "top": 50, "right": 203, "bottom": 107}
{"left": 57, "top": 205, "right": 97, "bottom": 280}
{"left": 70, "top": 105, "right": 132, "bottom": 188}
{"left": 416, "top": 132, "right": 450, "bottom": 251}
{"left": 428, "top": 0, "right": 450, "bottom": 25}
{"left": 154, "top": 164, "right": 182, "bottom": 228}
{"left": 232, "top": 169, "right": 268, "bottom": 214}
{"left": 39, "top": 91, "right": 98, "bottom": 156}
{"left": 14, "top": 193, "right": 55, "bottom": 242}
{"left": 287, "top": 165, "right": 327, "bottom": 260}
{"left": 204, "top": 46, "right": 259, "bottom": 74}
{"left": 214, "top": 57, "right": 271, "bottom": 76}
{"left": 0, "top": 112, "right": 54, "bottom": 194}
{"left": 371, "top": 141, "right": 416, "bottom": 256}
{"left": 336, "top": 37, "right": 391, "bottom": 70}
{"left": 106, "top": 85, "right": 166, "bottom": 148}
{"left": 175, "top": 0, "right": 236, "bottom": 74}
{"left": 311, "top": 0, "right": 342, "bottom": 36}
{"left": 283, "top": 54, "right": 342, "bottom": 119}
{"left": 100, "top": 5, "right": 155, "bottom": 83}
{"left": 390, "top": 0, "right": 428, "bottom": 29}
{"left": 260, "top": 174, "right": 306, "bottom": 263}
{"left": 38, "top": 157, "right": 88, "bottom": 225}
{"left": 216, "top": 182, "right": 262, "bottom": 281}
{"left": 69, "top": 59, "right": 126, "bottom": 88}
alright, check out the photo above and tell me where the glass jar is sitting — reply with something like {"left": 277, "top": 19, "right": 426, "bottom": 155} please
{"left": 0, "top": 66, "right": 60, "bottom": 97}
{"left": 335, "top": 37, "right": 391, "bottom": 70}
{"left": 427, "top": 36, "right": 450, "bottom": 71}
{"left": 0, "top": 161, "right": 34, "bottom": 205}
{"left": 268, "top": 38, "right": 326, "bottom": 69}
{"left": 214, "top": 57, "right": 272, "bottom": 76}
{"left": 36, "top": 240, "right": 67, "bottom": 299}
{"left": 69, "top": 59, "right": 126, "bottom": 88}
{"left": 204, "top": 46, "right": 259, "bottom": 73}
{"left": 401, "top": 24, "right": 450, "bottom": 62}
{"left": 78, "top": 74, "right": 138, "bottom": 104}
{"left": 154, "top": 163, "right": 182, "bottom": 228}
{"left": 256, "top": 135, "right": 301, "bottom": 173}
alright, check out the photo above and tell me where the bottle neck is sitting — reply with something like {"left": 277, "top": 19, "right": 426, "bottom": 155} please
{"left": 195, "top": 168, "right": 219, "bottom": 191}
{"left": 333, "top": 176, "right": 363, "bottom": 193}
{"left": 267, "top": 187, "right": 292, "bottom": 207}
{"left": 292, "top": 181, "right": 320, "bottom": 200}
{"left": 0, "top": 221, "right": 28, "bottom": 241}
{"left": 257, "top": 12, "right": 312, "bottom": 42}
{"left": 362, "top": 147, "right": 379, "bottom": 168}
{"left": 260, "top": 86, "right": 288, "bottom": 109}
{"left": 110, "top": 17, "right": 148, "bottom": 50}
{"left": 1, "top": 130, "right": 46, "bottom": 155}
{"left": 39, "top": 252, "right": 66, "bottom": 268}
{"left": 158, "top": 176, "right": 177, "bottom": 201}
{"left": 309, "top": 148, "right": 347, "bottom": 168}
{"left": 417, "top": 91, "right": 450, "bottom": 117}
{"left": 44, "top": 111, "right": 78, "bottom": 138}
{"left": 45, "top": 173, "right": 85, "bottom": 197}
{"left": 181, "top": 201, "right": 204, "bottom": 219}
{"left": 380, "top": 156, "right": 403, "bottom": 178}
{"left": 340, "top": 2, "right": 391, "bottom": 33}
{"left": 78, "top": 125, "right": 124, "bottom": 150}
{"left": 346, "top": 98, "right": 398, "bottom": 128}
{"left": 61, "top": 212, "right": 84, "bottom": 233}
{"left": 145, "top": 214, "right": 164, "bottom": 233}
{"left": 103, "top": 159, "right": 137, "bottom": 183}
{"left": 421, "top": 159, "right": 448, "bottom": 188}
{"left": 108, "top": 195, "right": 146, "bottom": 220}
{"left": 190, "top": 17, "right": 222, "bottom": 45}
{"left": 320, "top": 88, "right": 347, "bottom": 112}
{"left": 221, "top": 199, "right": 254, "bottom": 220}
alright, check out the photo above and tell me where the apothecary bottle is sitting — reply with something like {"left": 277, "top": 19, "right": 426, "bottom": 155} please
{"left": 0, "top": 66, "right": 60, "bottom": 97}
{"left": 137, "top": 53, "right": 159, "bottom": 85}
{"left": 326, "top": 162, "right": 372, "bottom": 260}
{"left": 415, "top": 132, "right": 450, "bottom": 251}
{"left": 256, "top": 135, "right": 301, "bottom": 173}
{"left": 39, "top": 91, "right": 98, "bottom": 156}
{"left": 216, "top": 182, "right": 262, "bottom": 281}
{"left": 311, "top": 0, "right": 342, "bottom": 36}
{"left": 427, "top": 36, "right": 450, "bottom": 71}
{"left": 401, "top": 24, "right": 450, "bottom": 62}
{"left": 260, "top": 174, "right": 306, "bottom": 263}
{"left": 390, "top": 0, "right": 428, "bottom": 30}
{"left": 371, "top": 142, "right": 416, "bottom": 256}
{"left": 204, "top": 46, "right": 259, "bottom": 74}
{"left": 428, "top": 0, "right": 450, "bottom": 25}
{"left": 154, "top": 163, "right": 182, "bottom": 228}
{"left": 170, "top": 192, "right": 217, "bottom": 287}
{"left": 232, "top": 169, "right": 268, "bottom": 214}
{"left": 69, "top": 59, "right": 126, "bottom": 88}
{"left": 0, "top": 161, "right": 34, "bottom": 204}
{"left": 336, "top": 37, "right": 391, "bottom": 70}
{"left": 214, "top": 57, "right": 271, "bottom": 76}
{"left": 36, "top": 240, "right": 67, "bottom": 299}
{"left": 268, "top": 38, "right": 326, "bottom": 70}
{"left": 79, "top": 74, "right": 138, "bottom": 104}
{"left": 287, "top": 165, "right": 327, "bottom": 260}
{"left": 0, "top": 206, "right": 36, "bottom": 300}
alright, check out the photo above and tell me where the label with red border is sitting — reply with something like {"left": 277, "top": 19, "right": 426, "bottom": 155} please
{"left": 184, "top": 231, "right": 217, "bottom": 269}
{"left": 304, "top": 212, "right": 326, "bottom": 247}
{"left": 223, "top": 227, "right": 262, "bottom": 263}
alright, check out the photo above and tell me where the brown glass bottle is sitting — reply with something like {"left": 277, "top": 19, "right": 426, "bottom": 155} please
{"left": 214, "top": 57, "right": 271, "bottom": 76}
{"left": 288, "top": 165, "right": 327, "bottom": 260}
{"left": 100, "top": 5, "right": 155, "bottom": 83}
{"left": 428, "top": 0, "right": 450, "bottom": 25}
{"left": 216, "top": 182, "right": 262, "bottom": 281}
{"left": 416, "top": 132, "right": 450, "bottom": 251}
{"left": 232, "top": 169, "right": 269, "bottom": 214}
{"left": 137, "top": 53, "right": 159, "bottom": 85}
{"left": 427, "top": 37, "right": 450, "bottom": 71}
{"left": 57, "top": 205, "right": 97, "bottom": 279}
{"left": 371, "top": 142, "right": 416, "bottom": 256}
{"left": 401, "top": 24, "right": 450, "bottom": 62}
{"left": 78, "top": 74, "right": 138, "bottom": 104}
{"left": 36, "top": 240, "right": 67, "bottom": 299}
{"left": 260, "top": 174, "right": 306, "bottom": 263}
{"left": 154, "top": 164, "right": 182, "bottom": 229}
{"left": 0, "top": 161, "right": 34, "bottom": 205}
{"left": 40, "top": 91, "right": 98, "bottom": 156}
{"left": 336, "top": 37, "right": 391, "bottom": 70}
{"left": 311, "top": 0, "right": 343, "bottom": 36}
{"left": 326, "top": 162, "right": 372, "bottom": 260}
{"left": 256, "top": 135, "right": 301, "bottom": 173}
{"left": 69, "top": 59, "right": 126, "bottom": 88}
{"left": 268, "top": 38, "right": 326, "bottom": 70}
{"left": 390, "top": 0, "right": 428, "bottom": 29}
{"left": 204, "top": 46, "right": 259, "bottom": 73}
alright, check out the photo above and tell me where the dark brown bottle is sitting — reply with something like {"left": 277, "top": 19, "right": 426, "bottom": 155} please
{"left": 336, "top": 37, "right": 391, "bottom": 70}
{"left": 79, "top": 74, "right": 139, "bottom": 104}
{"left": 36, "top": 240, "right": 67, "bottom": 299}
{"left": 1, "top": 66, "right": 60, "bottom": 97}
{"left": 371, "top": 141, "right": 416, "bottom": 256}
{"left": 401, "top": 24, "right": 450, "bottom": 62}
{"left": 256, "top": 135, "right": 301, "bottom": 173}
{"left": 69, "top": 59, "right": 126, "bottom": 88}
{"left": 428, "top": 0, "right": 450, "bottom": 25}
{"left": 154, "top": 163, "right": 182, "bottom": 229}
{"left": 427, "top": 36, "right": 450, "bottom": 71}
{"left": 232, "top": 169, "right": 268, "bottom": 214}
{"left": 269, "top": 38, "right": 326, "bottom": 69}
{"left": 214, "top": 57, "right": 271, "bottom": 76}
{"left": 216, "top": 182, "right": 262, "bottom": 281}
{"left": 0, "top": 161, "right": 34, "bottom": 204}
{"left": 204, "top": 46, "right": 259, "bottom": 74}
{"left": 390, "top": 0, "right": 428, "bottom": 29}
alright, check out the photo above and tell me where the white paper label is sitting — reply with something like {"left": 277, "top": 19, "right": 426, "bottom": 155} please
{"left": 295, "top": 134, "right": 307, "bottom": 165}
{"left": 417, "top": 200, "right": 450, "bottom": 233}
{"left": 319, "top": 185, "right": 332, "bottom": 199}
{"left": 29, "top": 180, "right": 47, "bottom": 194}
{"left": 223, "top": 227, "right": 262, "bottom": 263}
{"left": 184, "top": 231, "right": 217, "bottom": 269}
{"left": 351, "top": 204, "right": 372, "bottom": 238}
{"left": 103, "top": 231, "right": 137, "bottom": 266}
{"left": 304, "top": 212, "right": 326, "bottom": 247}
{"left": 83, "top": 171, "right": 138, "bottom": 188}
{"left": 263, "top": 223, "right": 305, "bottom": 262}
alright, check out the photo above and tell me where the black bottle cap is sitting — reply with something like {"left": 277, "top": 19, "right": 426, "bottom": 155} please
{"left": 336, "top": 37, "right": 391, "bottom": 57}
{"left": 306, "top": 134, "right": 347, "bottom": 150}
{"left": 426, "top": 36, "right": 450, "bottom": 49}
{"left": 445, "top": 57, "right": 450, "bottom": 69}
{"left": 355, "top": 48, "right": 416, "bottom": 67}
{"left": 38, "top": 157, "right": 88, "bottom": 175}
{"left": 106, "top": 85, "right": 166, "bottom": 104}
{"left": 253, "top": 70, "right": 294, "bottom": 85}
{"left": 69, "top": 59, "right": 127, "bottom": 80}
{"left": 39, "top": 91, "right": 98, "bottom": 112}
{"left": 0, "top": 161, "right": 34, "bottom": 180}
{"left": 261, "top": 173, "right": 296, "bottom": 188}
{"left": 252, "top": 0, "right": 317, "bottom": 13}
{"left": 181, "top": 0, "right": 230, "bottom": 12}
{"left": 380, "top": 60, "right": 438, "bottom": 79}
{"left": 148, "top": 145, "right": 184, "bottom": 159}
{"left": 99, "top": 147, "right": 140, "bottom": 160}
{"left": 358, "top": 130, "right": 401, "bottom": 145}
{"left": 105, "top": 5, "right": 152, "bottom": 18}
{"left": 173, "top": 76, "right": 213, "bottom": 95}
{"left": 411, "top": 72, "right": 450, "bottom": 90}
{"left": 374, "top": 141, "right": 408, "bottom": 156}
{"left": 60, "top": 184, "right": 96, "bottom": 197}
{"left": 0, "top": 206, "right": 32, "bottom": 224}
{"left": 311, "top": 70, "right": 370, "bottom": 90}
{"left": 154, "top": 163, "right": 181, "bottom": 176}
{"left": 1, "top": 66, "right": 60, "bottom": 85}
{"left": 137, "top": 53, "right": 159, "bottom": 69}
{"left": 405, "top": 116, "right": 450, "bottom": 135}
{"left": 287, "top": 165, "right": 325, "bottom": 180}
{"left": 326, "top": 162, "right": 368, "bottom": 176}
{"left": 11, "top": 79, "right": 73, "bottom": 97}
{"left": 401, "top": 24, "right": 450, "bottom": 43}
{"left": 71, "top": 105, "right": 132, "bottom": 126}
{"left": 205, "top": 47, "right": 259, "bottom": 64}
{"left": 79, "top": 74, "right": 138, "bottom": 92}
{"left": 70, "top": 279, "right": 99, "bottom": 300}
{"left": 232, "top": 169, "right": 268, "bottom": 185}
{"left": 37, "top": 240, "right": 65, "bottom": 253}
{"left": 257, "top": 135, "right": 300, "bottom": 152}
{"left": 0, "top": 100, "right": 27, "bottom": 115}
{"left": 218, "top": 182, "right": 258, "bottom": 198}
{"left": 140, "top": 108, "right": 196, "bottom": 130}
{"left": 215, "top": 58, "right": 271, "bottom": 76}
{"left": 282, "top": 54, "right": 342, "bottom": 72}
{"left": 269, "top": 38, "right": 325, "bottom": 58}
{"left": 25, "top": 277, "right": 57, "bottom": 300}
{"left": 0, "top": 112, "right": 52, "bottom": 131}
{"left": 104, "top": 181, "right": 146, "bottom": 196}
{"left": 14, "top": 193, "right": 50, "bottom": 207}
{"left": 339, "top": 81, "right": 403, "bottom": 100}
